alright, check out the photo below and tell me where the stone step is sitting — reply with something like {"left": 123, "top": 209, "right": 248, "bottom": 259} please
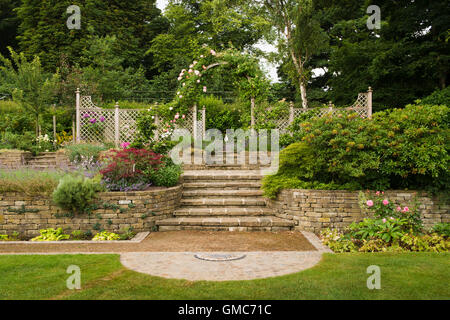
{"left": 183, "top": 171, "right": 263, "bottom": 181}
{"left": 183, "top": 189, "right": 263, "bottom": 198}
{"left": 183, "top": 164, "right": 270, "bottom": 170}
{"left": 156, "top": 216, "right": 295, "bottom": 231}
{"left": 183, "top": 181, "right": 262, "bottom": 189}
{"left": 180, "top": 198, "right": 266, "bottom": 207}
{"left": 174, "top": 207, "right": 274, "bottom": 217}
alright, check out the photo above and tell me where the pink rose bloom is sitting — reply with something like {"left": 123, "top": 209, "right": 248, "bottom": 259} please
{"left": 376, "top": 191, "right": 380, "bottom": 195}
{"left": 203, "top": 86, "right": 207, "bottom": 93}
{"left": 382, "top": 191, "right": 385, "bottom": 195}
{"left": 383, "top": 199, "right": 389, "bottom": 205}
{"left": 382, "top": 218, "right": 387, "bottom": 223}
{"left": 396, "top": 206, "right": 402, "bottom": 212}
{"left": 390, "top": 217, "right": 394, "bottom": 220}
{"left": 182, "top": 114, "right": 186, "bottom": 119}
{"left": 175, "top": 114, "right": 180, "bottom": 119}
{"left": 366, "top": 200, "right": 374, "bottom": 207}
{"left": 403, "top": 207, "right": 409, "bottom": 212}
{"left": 210, "top": 49, "right": 216, "bottom": 56}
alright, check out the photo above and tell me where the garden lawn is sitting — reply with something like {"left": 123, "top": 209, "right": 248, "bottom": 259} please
{"left": 0, "top": 253, "right": 448, "bottom": 300}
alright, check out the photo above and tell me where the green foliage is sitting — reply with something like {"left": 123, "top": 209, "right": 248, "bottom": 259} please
{"left": 119, "top": 227, "right": 136, "bottom": 240}
{"left": 420, "top": 87, "right": 450, "bottom": 106}
{"left": 283, "top": 104, "right": 449, "bottom": 193}
{"left": 320, "top": 229, "right": 358, "bottom": 253}
{"left": 348, "top": 218, "right": 407, "bottom": 243}
{"left": 64, "top": 143, "right": 109, "bottom": 162}
{"left": 70, "top": 230, "right": 89, "bottom": 241}
{"left": 431, "top": 223, "right": 450, "bottom": 238}
{"left": 149, "top": 160, "right": 182, "bottom": 187}
{"left": 200, "top": 96, "right": 245, "bottom": 132}
{"left": 92, "top": 231, "right": 121, "bottom": 241}
{"left": 0, "top": 232, "right": 19, "bottom": 242}
{"left": 52, "top": 175, "right": 104, "bottom": 214}
{"left": 0, "top": 48, "right": 58, "bottom": 136}
{"left": 31, "top": 228, "right": 70, "bottom": 241}
{"left": 400, "top": 234, "right": 449, "bottom": 253}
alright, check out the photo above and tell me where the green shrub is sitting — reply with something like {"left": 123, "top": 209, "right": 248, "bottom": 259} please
{"left": 52, "top": 175, "right": 104, "bottom": 214}
{"left": 431, "top": 222, "right": 450, "bottom": 238}
{"left": 0, "top": 169, "right": 65, "bottom": 195}
{"left": 400, "top": 233, "right": 449, "bottom": 252}
{"left": 348, "top": 218, "right": 408, "bottom": 243}
{"left": 149, "top": 160, "right": 182, "bottom": 187}
{"left": 70, "top": 230, "right": 89, "bottom": 240}
{"left": 64, "top": 143, "right": 110, "bottom": 162}
{"left": 119, "top": 227, "right": 136, "bottom": 240}
{"left": 284, "top": 104, "right": 449, "bottom": 193}
{"left": 31, "top": 228, "right": 70, "bottom": 241}
{"left": 419, "top": 87, "right": 450, "bottom": 106}
{"left": 200, "top": 95, "right": 246, "bottom": 132}
{"left": 92, "top": 231, "right": 120, "bottom": 241}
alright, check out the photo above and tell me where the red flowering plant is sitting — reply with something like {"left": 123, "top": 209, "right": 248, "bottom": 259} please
{"left": 359, "top": 191, "right": 423, "bottom": 234}
{"left": 100, "top": 148, "right": 163, "bottom": 191}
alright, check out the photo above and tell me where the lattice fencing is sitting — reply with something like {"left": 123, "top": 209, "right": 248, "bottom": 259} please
{"left": 76, "top": 95, "right": 199, "bottom": 144}
{"left": 256, "top": 89, "right": 372, "bottom": 133}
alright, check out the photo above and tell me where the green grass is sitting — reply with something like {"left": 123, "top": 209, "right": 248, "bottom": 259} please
{"left": 0, "top": 253, "right": 448, "bottom": 300}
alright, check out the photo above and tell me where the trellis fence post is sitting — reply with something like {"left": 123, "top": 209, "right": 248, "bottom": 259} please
{"left": 154, "top": 114, "right": 159, "bottom": 141}
{"left": 250, "top": 97, "right": 255, "bottom": 128}
{"left": 75, "top": 88, "right": 80, "bottom": 142}
{"left": 193, "top": 104, "right": 198, "bottom": 140}
{"left": 289, "top": 102, "right": 294, "bottom": 124}
{"left": 328, "top": 101, "right": 333, "bottom": 113}
{"left": 114, "top": 102, "right": 120, "bottom": 147}
{"left": 202, "top": 106, "right": 206, "bottom": 139}
{"left": 367, "top": 87, "right": 373, "bottom": 118}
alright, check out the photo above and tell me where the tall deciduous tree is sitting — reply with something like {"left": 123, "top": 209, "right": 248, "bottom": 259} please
{"left": 0, "top": 0, "right": 20, "bottom": 57}
{"left": 264, "top": 0, "right": 328, "bottom": 108}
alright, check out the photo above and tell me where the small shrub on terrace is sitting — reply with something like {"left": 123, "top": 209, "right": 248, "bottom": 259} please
{"left": 52, "top": 175, "right": 104, "bottom": 214}
{"left": 100, "top": 148, "right": 163, "bottom": 191}
{"left": 0, "top": 169, "right": 65, "bottom": 195}
{"left": 148, "top": 158, "right": 182, "bottom": 187}
{"left": 431, "top": 222, "right": 450, "bottom": 238}
{"left": 64, "top": 143, "right": 109, "bottom": 162}
{"left": 0, "top": 232, "right": 19, "bottom": 241}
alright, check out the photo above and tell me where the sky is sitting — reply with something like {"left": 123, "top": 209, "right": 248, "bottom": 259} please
{"left": 155, "top": 0, "right": 280, "bottom": 82}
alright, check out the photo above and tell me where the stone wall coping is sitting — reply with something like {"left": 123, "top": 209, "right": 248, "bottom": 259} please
{"left": 279, "top": 189, "right": 430, "bottom": 195}
{"left": 97, "top": 185, "right": 182, "bottom": 197}
{"left": 0, "top": 231, "right": 149, "bottom": 245}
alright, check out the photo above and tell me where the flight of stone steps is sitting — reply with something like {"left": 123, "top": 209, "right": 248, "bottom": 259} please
{"left": 156, "top": 152, "right": 295, "bottom": 231}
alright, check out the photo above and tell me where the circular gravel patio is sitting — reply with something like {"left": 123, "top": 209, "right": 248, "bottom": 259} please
{"left": 120, "top": 251, "right": 323, "bottom": 281}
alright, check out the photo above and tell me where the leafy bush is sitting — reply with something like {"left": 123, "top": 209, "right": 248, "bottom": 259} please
{"left": 283, "top": 104, "right": 449, "bottom": 193}
{"left": 400, "top": 233, "right": 449, "bottom": 252}
{"left": 348, "top": 218, "right": 407, "bottom": 243}
{"left": 431, "top": 222, "right": 450, "bottom": 238}
{"left": 119, "top": 227, "right": 136, "bottom": 240}
{"left": 0, "top": 169, "right": 65, "bottom": 195}
{"left": 200, "top": 95, "right": 245, "bottom": 132}
{"left": 52, "top": 175, "right": 104, "bottom": 214}
{"left": 320, "top": 229, "right": 358, "bottom": 253}
{"left": 149, "top": 159, "right": 182, "bottom": 187}
{"left": 419, "top": 87, "right": 450, "bottom": 106}
{"left": 31, "top": 228, "right": 70, "bottom": 241}
{"left": 64, "top": 143, "right": 110, "bottom": 162}
{"left": 100, "top": 148, "right": 163, "bottom": 191}
{"left": 358, "top": 191, "right": 423, "bottom": 233}
{"left": 262, "top": 142, "right": 357, "bottom": 199}
{"left": 92, "top": 231, "right": 121, "bottom": 241}
{"left": 70, "top": 230, "right": 90, "bottom": 240}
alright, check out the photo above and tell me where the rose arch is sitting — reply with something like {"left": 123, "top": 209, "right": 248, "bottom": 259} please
{"left": 173, "top": 47, "right": 269, "bottom": 128}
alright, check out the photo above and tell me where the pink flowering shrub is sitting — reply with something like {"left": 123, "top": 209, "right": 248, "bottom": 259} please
{"left": 360, "top": 191, "right": 423, "bottom": 233}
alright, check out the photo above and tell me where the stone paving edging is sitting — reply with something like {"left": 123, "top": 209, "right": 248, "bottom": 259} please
{"left": 300, "top": 231, "right": 334, "bottom": 253}
{"left": 0, "top": 232, "right": 150, "bottom": 245}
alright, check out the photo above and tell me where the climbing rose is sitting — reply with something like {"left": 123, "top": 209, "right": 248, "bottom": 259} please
{"left": 120, "top": 142, "right": 130, "bottom": 149}
{"left": 376, "top": 191, "right": 380, "bottom": 195}
{"left": 182, "top": 114, "right": 186, "bottom": 119}
{"left": 203, "top": 86, "right": 207, "bottom": 93}
{"left": 175, "top": 114, "right": 180, "bottom": 119}
{"left": 383, "top": 199, "right": 389, "bottom": 205}
{"left": 382, "top": 218, "right": 387, "bottom": 223}
{"left": 210, "top": 49, "right": 216, "bottom": 55}
{"left": 403, "top": 207, "right": 409, "bottom": 212}
{"left": 396, "top": 206, "right": 402, "bottom": 212}
{"left": 366, "top": 200, "right": 374, "bottom": 207}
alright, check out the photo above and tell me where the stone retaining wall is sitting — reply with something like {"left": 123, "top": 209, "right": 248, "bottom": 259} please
{"left": 268, "top": 189, "right": 449, "bottom": 234}
{"left": 0, "top": 186, "right": 182, "bottom": 238}
{"left": 0, "top": 151, "right": 32, "bottom": 168}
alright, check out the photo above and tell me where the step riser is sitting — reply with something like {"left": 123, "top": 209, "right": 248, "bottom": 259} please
{"left": 180, "top": 200, "right": 266, "bottom": 207}
{"left": 183, "top": 191, "right": 263, "bottom": 197}
{"left": 156, "top": 219, "right": 294, "bottom": 228}
{"left": 183, "top": 183, "right": 261, "bottom": 189}
{"left": 159, "top": 226, "right": 292, "bottom": 232}
{"left": 174, "top": 209, "right": 273, "bottom": 217}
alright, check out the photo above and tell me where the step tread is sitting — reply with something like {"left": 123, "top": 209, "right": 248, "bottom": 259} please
{"left": 156, "top": 216, "right": 295, "bottom": 227}
{"left": 174, "top": 207, "right": 273, "bottom": 216}
{"left": 183, "top": 189, "right": 263, "bottom": 196}
{"left": 180, "top": 198, "right": 266, "bottom": 206}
